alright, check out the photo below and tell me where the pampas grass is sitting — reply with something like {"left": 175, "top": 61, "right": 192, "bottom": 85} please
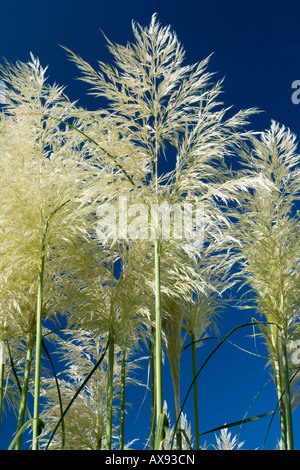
{"left": 0, "top": 15, "right": 298, "bottom": 451}
{"left": 233, "top": 121, "right": 300, "bottom": 449}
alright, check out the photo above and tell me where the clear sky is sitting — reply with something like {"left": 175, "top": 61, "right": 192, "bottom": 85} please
{"left": 0, "top": 0, "right": 300, "bottom": 451}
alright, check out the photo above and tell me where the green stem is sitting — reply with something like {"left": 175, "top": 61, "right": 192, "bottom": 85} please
{"left": 191, "top": 333, "right": 200, "bottom": 450}
{"left": 0, "top": 343, "right": 5, "bottom": 435}
{"left": 274, "top": 354, "right": 287, "bottom": 450}
{"left": 15, "top": 333, "right": 34, "bottom": 450}
{"left": 96, "top": 437, "right": 102, "bottom": 450}
{"left": 106, "top": 331, "right": 115, "bottom": 450}
{"left": 280, "top": 333, "right": 294, "bottom": 450}
{"left": 150, "top": 336, "right": 156, "bottom": 450}
{"left": 120, "top": 349, "right": 126, "bottom": 450}
{"left": 32, "top": 252, "right": 45, "bottom": 450}
{"left": 154, "top": 237, "right": 163, "bottom": 449}
{"left": 173, "top": 384, "right": 182, "bottom": 450}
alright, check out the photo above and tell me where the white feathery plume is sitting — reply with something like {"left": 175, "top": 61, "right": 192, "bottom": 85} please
{"left": 233, "top": 121, "right": 300, "bottom": 450}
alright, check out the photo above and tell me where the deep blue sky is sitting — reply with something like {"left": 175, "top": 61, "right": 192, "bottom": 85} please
{"left": 1, "top": 0, "right": 299, "bottom": 135}
{"left": 1, "top": 0, "right": 300, "bottom": 451}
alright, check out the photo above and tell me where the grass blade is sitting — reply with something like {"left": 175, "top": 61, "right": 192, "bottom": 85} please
{"left": 171, "top": 320, "right": 276, "bottom": 448}
{"left": 45, "top": 340, "right": 109, "bottom": 450}
{"left": 41, "top": 339, "right": 65, "bottom": 450}
{"left": 154, "top": 413, "right": 169, "bottom": 450}
{"left": 196, "top": 410, "right": 278, "bottom": 440}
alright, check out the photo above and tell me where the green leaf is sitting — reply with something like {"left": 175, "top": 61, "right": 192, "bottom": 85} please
{"left": 171, "top": 320, "right": 277, "bottom": 448}
{"left": 262, "top": 366, "right": 300, "bottom": 449}
{"left": 154, "top": 413, "right": 169, "bottom": 450}
{"left": 45, "top": 340, "right": 109, "bottom": 450}
{"left": 42, "top": 339, "right": 65, "bottom": 450}
{"left": 176, "top": 428, "right": 193, "bottom": 450}
{"left": 197, "top": 410, "right": 278, "bottom": 439}
{"left": 8, "top": 418, "right": 40, "bottom": 450}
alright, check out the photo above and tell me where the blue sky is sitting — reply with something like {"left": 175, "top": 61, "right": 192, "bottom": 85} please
{"left": 1, "top": 0, "right": 300, "bottom": 451}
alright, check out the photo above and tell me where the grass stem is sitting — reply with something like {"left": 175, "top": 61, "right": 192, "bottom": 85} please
{"left": 150, "top": 337, "right": 156, "bottom": 450}
{"left": 191, "top": 333, "right": 200, "bottom": 450}
{"left": 174, "top": 389, "right": 182, "bottom": 450}
{"left": 0, "top": 352, "right": 5, "bottom": 436}
{"left": 154, "top": 238, "right": 163, "bottom": 449}
{"left": 120, "top": 349, "right": 126, "bottom": 450}
{"left": 32, "top": 252, "right": 45, "bottom": 450}
{"left": 15, "top": 333, "right": 34, "bottom": 450}
{"left": 280, "top": 333, "right": 294, "bottom": 450}
{"left": 275, "top": 354, "right": 287, "bottom": 450}
{"left": 106, "top": 331, "right": 115, "bottom": 450}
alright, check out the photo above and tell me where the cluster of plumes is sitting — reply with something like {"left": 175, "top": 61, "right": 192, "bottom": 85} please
{"left": 235, "top": 122, "right": 300, "bottom": 353}
{"left": 39, "top": 329, "right": 143, "bottom": 450}
{"left": 232, "top": 122, "right": 300, "bottom": 447}
{"left": 0, "top": 14, "right": 299, "bottom": 450}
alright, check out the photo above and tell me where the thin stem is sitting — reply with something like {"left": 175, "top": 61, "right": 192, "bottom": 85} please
{"left": 106, "top": 331, "right": 115, "bottom": 450}
{"left": 106, "top": 252, "right": 115, "bottom": 450}
{"left": 0, "top": 343, "right": 5, "bottom": 436}
{"left": 171, "top": 321, "right": 274, "bottom": 449}
{"left": 32, "top": 252, "right": 45, "bottom": 450}
{"left": 96, "top": 437, "right": 102, "bottom": 450}
{"left": 271, "top": 322, "right": 287, "bottom": 450}
{"left": 173, "top": 384, "right": 182, "bottom": 450}
{"left": 15, "top": 333, "right": 34, "bottom": 450}
{"left": 154, "top": 238, "right": 163, "bottom": 448}
{"left": 274, "top": 354, "right": 287, "bottom": 450}
{"left": 191, "top": 333, "right": 200, "bottom": 450}
{"left": 280, "top": 332, "right": 294, "bottom": 450}
{"left": 150, "top": 336, "right": 156, "bottom": 450}
{"left": 170, "top": 334, "right": 182, "bottom": 450}
{"left": 95, "top": 397, "right": 102, "bottom": 451}
{"left": 120, "top": 349, "right": 126, "bottom": 450}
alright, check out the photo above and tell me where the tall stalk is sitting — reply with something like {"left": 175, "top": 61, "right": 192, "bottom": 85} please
{"left": 191, "top": 333, "right": 200, "bottom": 450}
{"left": 106, "top": 331, "right": 115, "bottom": 450}
{"left": 280, "top": 332, "right": 294, "bottom": 450}
{"left": 150, "top": 336, "right": 156, "bottom": 450}
{"left": 32, "top": 251, "right": 45, "bottom": 450}
{"left": 105, "top": 251, "right": 116, "bottom": 450}
{"left": 0, "top": 363, "right": 3, "bottom": 435}
{"left": 154, "top": 237, "right": 163, "bottom": 448}
{"left": 15, "top": 333, "right": 34, "bottom": 450}
{"left": 119, "top": 349, "right": 126, "bottom": 450}
{"left": 0, "top": 341, "right": 6, "bottom": 435}
{"left": 274, "top": 353, "right": 287, "bottom": 450}
{"left": 173, "top": 382, "right": 182, "bottom": 450}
